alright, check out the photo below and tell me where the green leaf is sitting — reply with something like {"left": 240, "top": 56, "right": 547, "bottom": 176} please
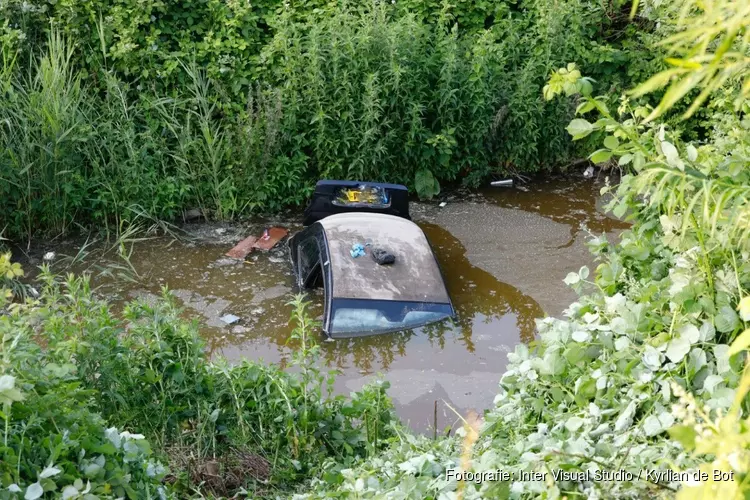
{"left": 613, "top": 200, "right": 628, "bottom": 218}
{"left": 618, "top": 154, "right": 633, "bottom": 166}
{"left": 39, "top": 466, "right": 62, "bottom": 479}
{"left": 578, "top": 266, "right": 589, "bottom": 280}
{"left": 25, "top": 482, "right": 43, "bottom": 500}
{"left": 565, "top": 417, "right": 584, "bottom": 432}
{"left": 414, "top": 169, "right": 440, "bottom": 200}
{"left": 716, "top": 305, "right": 740, "bottom": 333}
{"left": 630, "top": 68, "right": 685, "bottom": 98}
{"left": 603, "top": 136, "right": 619, "bottom": 150}
{"left": 686, "top": 144, "right": 698, "bottom": 162}
{"left": 666, "top": 337, "right": 690, "bottom": 363}
{"left": 738, "top": 296, "right": 750, "bottom": 321}
{"left": 566, "top": 119, "right": 594, "bottom": 140}
{"left": 633, "top": 152, "right": 645, "bottom": 170}
{"left": 643, "top": 412, "right": 674, "bottom": 437}
{"left": 589, "top": 149, "right": 612, "bottom": 164}
{"left": 614, "top": 401, "right": 636, "bottom": 432}
{"left": 563, "top": 272, "right": 580, "bottom": 285}
{"left": 576, "top": 101, "right": 596, "bottom": 114}
{"left": 660, "top": 141, "right": 684, "bottom": 170}
{"left": 0, "top": 375, "right": 24, "bottom": 405}
{"left": 578, "top": 78, "right": 593, "bottom": 97}
{"left": 702, "top": 374, "right": 723, "bottom": 395}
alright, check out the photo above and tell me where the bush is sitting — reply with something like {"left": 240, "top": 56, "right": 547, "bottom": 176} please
{"left": 0, "top": 266, "right": 398, "bottom": 497}
{"left": 0, "top": 0, "right": 660, "bottom": 238}
{"left": 0, "top": 287, "right": 170, "bottom": 499}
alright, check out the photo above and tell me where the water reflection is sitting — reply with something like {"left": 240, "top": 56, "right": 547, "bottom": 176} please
{"left": 421, "top": 222, "right": 540, "bottom": 344}
{"left": 480, "top": 177, "right": 630, "bottom": 248}
{"left": 25, "top": 219, "right": 542, "bottom": 378}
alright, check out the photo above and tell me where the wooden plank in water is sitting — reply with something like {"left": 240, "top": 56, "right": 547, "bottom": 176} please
{"left": 253, "top": 227, "right": 289, "bottom": 251}
{"left": 225, "top": 235, "right": 259, "bottom": 259}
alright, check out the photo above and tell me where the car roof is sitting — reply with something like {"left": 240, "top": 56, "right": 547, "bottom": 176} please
{"left": 317, "top": 213, "right": 451, "bottom": 304}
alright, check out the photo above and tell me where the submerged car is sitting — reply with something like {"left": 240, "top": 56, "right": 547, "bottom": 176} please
{"left": 290, "top": 180, "right": 455, "bottom": 337}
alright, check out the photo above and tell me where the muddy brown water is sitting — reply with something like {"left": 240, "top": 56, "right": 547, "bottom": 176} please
{"left": 17, "top": 176, "right": 627, "bottom": 433}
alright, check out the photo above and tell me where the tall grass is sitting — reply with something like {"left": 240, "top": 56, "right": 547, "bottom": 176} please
{"left": 1, "top": 0, "right": 620, "bottom": 239}
{"left": 0, "top": 32, "right": 87, "bottom": 238}
{"left": 0, "top": 33, "right": 284, "bottom": 240}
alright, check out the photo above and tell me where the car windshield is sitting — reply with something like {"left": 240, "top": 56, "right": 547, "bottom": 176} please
{"left": 328, "top": 299, "right": 453, "bottom": 337}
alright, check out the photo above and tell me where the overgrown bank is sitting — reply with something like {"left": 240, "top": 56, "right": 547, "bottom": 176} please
{"left": 295, "top": 1, "right": 750, "bottom": 498}
{"left": 0, "top": 0, "right": 657, "bottom": 239}
{"left": 0, "top": 274, "right": 397, "bottom": 498}
{"left": 3, "top": 0, "right": 750, "bottom": 498}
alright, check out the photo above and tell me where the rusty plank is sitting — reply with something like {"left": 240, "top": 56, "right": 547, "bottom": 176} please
{"left": 253, "top": 227, "right": 289, "bottom": 251}
{"left": 225, "top": 235, "right": 259, "bottom": 259}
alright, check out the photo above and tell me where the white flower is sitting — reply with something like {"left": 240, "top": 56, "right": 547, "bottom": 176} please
{"left": 40, "top": 465, "right": 62, "bottom": 478}
{"left": 119, "top": 431, "right": 145, "bottom": 441}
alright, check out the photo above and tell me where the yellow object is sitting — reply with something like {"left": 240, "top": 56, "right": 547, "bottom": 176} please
{"left": 340, "top": 187, "right": 383, "bottom": 205}
{"left": 346, "top": 190, "right": 361, "bottom": 202}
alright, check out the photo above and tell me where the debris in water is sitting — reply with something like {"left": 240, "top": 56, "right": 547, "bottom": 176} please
{"left": 231, "top": 325, "right": 248, "bottom": 334}
{"left": 43, "top": 252, "right": 55, "bottom": 261}
{"left": 215, "top": 228, "right": 227, "bottom": 235}
{"left": 225, "top": 227, "right": 288, "bottom": 258}
{"left": 253, "top": 227, "right": 289, "bottom": 252}
{"left": 583, "top": 166, "right": 595, "bottom": 178}
{"left": 183, "top": 208, "right": 203, "bottom": 221}
{"left": 211, "top": 257, "right": 242, "bottom": 268}
{"left": 439, "top": 202, "right": 447, "bottom": 208}
{"left": 490, "top": 179, "right": 513, "bottom": 187}
{"left": 225, "top": 235, "right": 258, "bottom": 259}
{"left": 220, "top": 314, "right": 240, "bottom": 325}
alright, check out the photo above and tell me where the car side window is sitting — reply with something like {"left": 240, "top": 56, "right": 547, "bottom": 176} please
{"left": 297, "top": 236, "right": 320, "bottom": 286}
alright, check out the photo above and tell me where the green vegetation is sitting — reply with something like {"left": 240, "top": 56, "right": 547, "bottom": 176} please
{"left": 1, "top": 0, "right": 655, "bottom": 239}
{"left": 0, "top": 267, "right": 395, "bottom": 498}
{"left": 293, "top": 1, "right": 750, "bottom": 498}
{"left": 3, "top": 0, "right": 750, "bottom": 498}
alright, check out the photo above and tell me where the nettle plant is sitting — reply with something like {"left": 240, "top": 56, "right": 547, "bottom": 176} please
{"left": 539, "top": 13, "right": 750, "bottom": 491}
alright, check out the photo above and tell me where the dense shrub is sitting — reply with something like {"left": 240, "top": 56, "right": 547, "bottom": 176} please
{"left": 0, "top": 0, "right": 659, "bottom": 238}
{"left": 258, "top": 4, "right": 581, "bottom": 194}
{"left": 0, "top": 264, "right": 396, "bottom": 497}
